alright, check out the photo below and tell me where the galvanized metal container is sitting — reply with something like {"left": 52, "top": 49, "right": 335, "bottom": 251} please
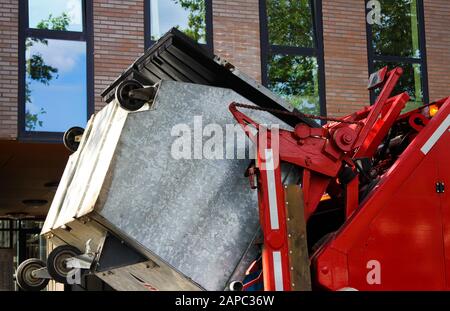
{"left": 43, "top": 80, "right": 290, "bottom": 290}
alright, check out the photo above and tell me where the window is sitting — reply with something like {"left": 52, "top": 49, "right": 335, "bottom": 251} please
{"left": 19, "top": 0, "right": 93, "bottom": 140}
{"left": 0, "top": 220, "right": 11, "bottom": 249}
{"left": 260, "top": 0, "right": 326, "bottom": 117}
{"left": 0, "top": 219, "right": 46, "bottom": 270}
{"left": 366, "top": 0, "right": 429, "bottom": 111}
{"left": 145, "top": 0, "right": 213, "bottom": 50}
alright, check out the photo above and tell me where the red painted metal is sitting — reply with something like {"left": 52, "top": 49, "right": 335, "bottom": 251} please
{"left": 314, "top": 97, "right": 450, "bottom": 290}
{"left": 230, "top": 69, "right": 407, "bottom": 222}
{"left": 353, "top": 92, "right": 409, "bottom": 158}
{"left": 353, "top": 68, "right": 403, "bottom": 149}
{"left": 230, "top": 66, "right": 450, "bottom": 291}
{"left": 239, "top": 127, "right": 291, "bottom": 291}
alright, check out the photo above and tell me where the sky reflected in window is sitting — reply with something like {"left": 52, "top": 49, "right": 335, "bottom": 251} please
{"left": 150, "top": 0, "right": 206, "bottom": 43}
{"left": 25, "top": 39, "right": 87, "bottom": 132}
{"left": 28, "top": 0, "right": 83, "bottom": 32}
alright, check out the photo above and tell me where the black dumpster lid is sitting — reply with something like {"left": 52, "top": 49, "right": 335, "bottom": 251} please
{"left": 101, "top": 28, "right": 317, "bottom": 127}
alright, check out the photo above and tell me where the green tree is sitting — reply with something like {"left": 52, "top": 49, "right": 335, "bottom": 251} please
{"left": 267, "top": 0, "right": 314, "bottom": 48}
{"left": 266, "top": 0, "right": 422, "bottom": 115}
{"left": 174, "top": 0, "right": 206, "bottom": 43}
{"left": 265, "top": 0, "right": 320, "bottom": 115}
{"left": 372, "top": 0, "right": 419, "bottom": 58}
{"left": 36, "top": 13, "right": 70, "bottom": 31}
{"left": 268, "top": 55, "right": 319, "bottom": 115}
{"left": 372, "top": 0, "right": 423, "bottom": 110}
{"left": 25, "top": 13, "right": 70, "bottom": 130}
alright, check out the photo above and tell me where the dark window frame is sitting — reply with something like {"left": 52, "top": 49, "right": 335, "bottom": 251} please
{"left": 18, "top": 0, "right": 94, "bottom": 143}
{"left": 0, "top": 219, "right": 45, "bottom": 259}
{"left": 144, "top": 0, "right": 213, "bottom": 52}
{"left": 365, "top": 0, "right": 429, "bottom": 105}
{"left": 0, "top": 219, "right": 14, "bottom": 249}
{"left": 259, "top": 0, "right": 327, "bottom": 117}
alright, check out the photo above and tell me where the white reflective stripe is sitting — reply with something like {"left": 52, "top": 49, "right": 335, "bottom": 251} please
{"left": 421, "top": 114, "right": 450, "bottom": 154}
{"left": 247, "top": 124, "right": 258, "bottom": 136}
{"left": 337, "top": 287, "right": 359, "bottom": 291}
{"left": 264, "top": 149, "right": 279, "bottom": 230}
{"left": 273, "top": 251, "right": 284, "bottom": 291}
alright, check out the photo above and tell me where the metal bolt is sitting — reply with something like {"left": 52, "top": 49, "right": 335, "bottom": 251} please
{"left": 342, "top": 134, "right": 352, "bottom": 144}
{"left": 305, "top": 157, "right": 312, "bottom": 166}
{"left": 292, "top": 283, "right": 295, "bottom": 287}
{"left": 290, "top": 267, "right": 294, "bottom": 271}
{"left": 285, "top": 202, "right": 289, "bottom": 205}
{"left": 289, "top": 250, "right": 293, "bottom": 254}
{"left": 288, "top": 234, "right": 292, "bottom": 238}
{"left": 287, "top": 218, "right": 291, "bottom": 221}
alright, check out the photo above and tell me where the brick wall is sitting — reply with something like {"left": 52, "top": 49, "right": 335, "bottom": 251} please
{"left": 322, "top": 0, "right": 369, "bottom": 117}
{"left": 93, "top": 0, "right": 145, "bottom": 111}
{"left": 213, "top": 0, "right": 261, "bottom": 82}
{"left": 1, "top": 0, "right": 450, "bottom": 140}
{"left": 424, "top": 0, "right": 450, "bottom": 102}
{"left": 0, "top": 0, "right": 18, "bottom": 139}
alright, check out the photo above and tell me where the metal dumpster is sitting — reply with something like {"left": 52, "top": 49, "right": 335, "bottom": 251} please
{"left": 25, "top": 29, "right": 302, "bottom": 291}
{"left": 41, "top": 79, "right": 291, "bottom": 291}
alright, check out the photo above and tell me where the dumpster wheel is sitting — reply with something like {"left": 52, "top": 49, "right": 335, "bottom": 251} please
{"left": 63, "top": 126, "right": 85, "bottom": 153}
{"left": 16, "top": 258, "right": 49, "bottom": 291}
{"left": 47, "top": 245, "right": 82, "bottom": 284}
{"left": 115, "top": 79, "right": 147, "bottom": 111}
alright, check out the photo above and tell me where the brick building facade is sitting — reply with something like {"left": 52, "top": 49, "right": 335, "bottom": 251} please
{"left": 0, "top": 0, "right": 19, "bottom": 139}
{"left": 0, "top": 0, "right": 449, "bottom": 217}
{"left": 93, "top": 0, "right": 145, "bottom": 111}
{"left": 2, "top": 0, "right": 449, "bottom": 142}
{"left": 0, "top": 0, "right": 449, "bottom": 292}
